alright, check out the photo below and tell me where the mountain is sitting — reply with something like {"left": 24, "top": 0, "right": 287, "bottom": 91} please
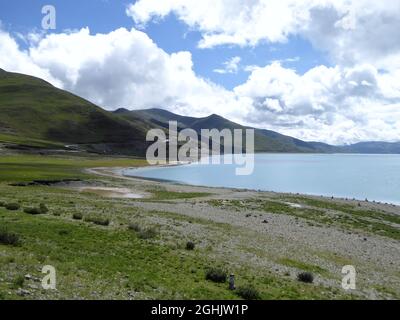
{"left": 116, "top": 108, "right": 327, "bottom": 153}
{"left": 0, "top": 69, "right": 152, "bottom": 155}
{"left": 1, "top": 68, "right": 398, "bottom": 155}
{"left": 340, "top": 142, "right": 400, "bottom": 154}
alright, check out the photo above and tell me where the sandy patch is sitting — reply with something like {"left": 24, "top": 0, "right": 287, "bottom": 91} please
{"left": 78, "top": 187, "right": 145, "bottom": 199}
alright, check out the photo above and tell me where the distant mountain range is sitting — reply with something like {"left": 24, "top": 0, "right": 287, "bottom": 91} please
{"left": 115, "top": 108, "right": 400, "bottom": 154}
{"left": 0, "top": 68, "right": 399, "bottom": 155}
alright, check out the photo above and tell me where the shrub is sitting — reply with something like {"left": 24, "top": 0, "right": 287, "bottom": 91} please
{"left": 5, "top": 203, "right": 20, "bottom": 211}
{"left": 24, "top": 207, "right": 42, "bottom": 215}
{"left": 39, "top": 203, "right": 49, "bottom": 214}
{"left": 84, "top": 216, "right": 110, "bottom": 226}
{"left": 186, "top": 241, "right": 195, "bottom": 250}
{"left": 12, "top": 275, "right": 25, "bottom": 289}
{"left": 128, "top": 223, "right": 141, "bottom": 232}
{"left": 0, "top": 229, "right": 20, "bottom": 246}
{"left": 236, "top": 285, "right": 261, "bottom": 300}
{"left": 72, "top": 213, "right": 83, "bottom": 220}
{"left": 58, "top": 230, "right": 70, "bottom": 236}
{"left": 297, "top": 272, "right": 314, "bottom": 283}
{"left": 137, "top": 227, "right": 158, "bottom": 239}
{"left": 128, "top": 223, "right": 158, "bottom": 239}
{"left": 205, "top": 268, "right": 227, "bottom": 283}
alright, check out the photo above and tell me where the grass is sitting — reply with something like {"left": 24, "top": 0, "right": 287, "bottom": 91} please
{"left": 209, "top": 197, "right": 400, "bottom": 241}
{"left": 23, "top": 203, "right": 48, "bottom": 215}
{"left": 0, "top": 69, "right": 150, "bottom": 153}
{"left": 149, "top": 189, "right": 212, "bottom": 201}
{"left": 0, "top": 133, "right": 65, "bottom": 149}
{"left": 0, "top": 152, "right": 394, "bottom": 300}
{"left": 0, "top": 184, "right": 361, "bottom": 300}
{"left": 128, "top": 223, "right": 158, "bottom": 239}
{"left": 84, "top": 215, "right": 110, "bottom": 226}
{"left": 11, "top": 275, "right": 25, "bottom": 289}
{"left": 278, "top": 258, "right": 328, "bottom": 276}
{"left": 0, "top": 154, "right": 147, "bottom": 183}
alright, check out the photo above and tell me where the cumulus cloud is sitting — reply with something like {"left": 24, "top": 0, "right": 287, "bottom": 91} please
{"left": 0, "top": 27, "right": 240, "bottom": 117}
{"left": 213, "top": 56, "right": 241, "bottom": 74}
{"left": 234, "top": 62, "right": 400, "bottom": 144}
{"left": 124, "top": 0, "right": 400, "bottom": 144}
{"left": 127, "top": 0, "right": 400, "bottom": 68}
{"left": 0, "top": 17, "right": 400, "bottom": 144}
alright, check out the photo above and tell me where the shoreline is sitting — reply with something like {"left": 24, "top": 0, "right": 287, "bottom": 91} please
{"left": 87, "top": 166, "right": 400, "bottom": 210}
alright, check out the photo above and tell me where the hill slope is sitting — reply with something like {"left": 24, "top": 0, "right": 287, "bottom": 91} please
{"left": 1, "top": 69, "right": 398, "bottom": 155}
{"left": 0, "top": 69, "right": 151, "bottom": 155}
{"left": 117, "top": 108, "right": 325, "bottom": 153}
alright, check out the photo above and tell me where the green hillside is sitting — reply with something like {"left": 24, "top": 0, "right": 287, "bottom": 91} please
{"left": 1, "top": 69, "right": 398, "bottom": 156}
{"left": 0, "top": 69, "right": 149, "bottom": 155}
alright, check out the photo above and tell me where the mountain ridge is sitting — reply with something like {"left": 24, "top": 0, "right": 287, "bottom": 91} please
{"left": 0, "top": 68, "right": 399, "bottom": 155}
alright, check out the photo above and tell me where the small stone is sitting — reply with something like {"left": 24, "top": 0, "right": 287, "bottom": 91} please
{"left": 16, "top": 288, "right": 30, "bottom": 297}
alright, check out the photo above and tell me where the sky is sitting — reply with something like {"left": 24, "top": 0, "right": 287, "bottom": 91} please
{"left": 0, "top": 0, "right": 399, "bottom": 144}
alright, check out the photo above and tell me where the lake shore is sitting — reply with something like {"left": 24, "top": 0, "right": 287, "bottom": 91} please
{"left": 1, "top": 153, "right": 399, "bottom": 300}
{"left": 80, "top": 166, "right": 400, "bottom": 299}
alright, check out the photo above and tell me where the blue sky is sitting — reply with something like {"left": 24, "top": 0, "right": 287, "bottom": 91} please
{"left": 0, "top": 0, "right": 329, "bottom": 90}
{"left": 0, "top": 0, "right": 399, "bottom": 144}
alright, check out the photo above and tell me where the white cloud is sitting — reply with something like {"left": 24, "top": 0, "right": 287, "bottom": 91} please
{"left": 0, "top": 27, "right": 239, "bottom": 118}
{"left": 213, "top": 56, "right": 241, "bottom": 74}
{"left": 234, "top": 62, "right": 400, "bottom": 144}
{"left": 127, "top": 0, "right": 400, "bottom": 69}
{"left": 0, "top": 23, "right": 400, "bottom": 144}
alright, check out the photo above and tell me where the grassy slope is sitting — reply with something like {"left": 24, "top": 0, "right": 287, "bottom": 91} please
{"left": 0, "top": 70, "right": 150, "bottom": 154}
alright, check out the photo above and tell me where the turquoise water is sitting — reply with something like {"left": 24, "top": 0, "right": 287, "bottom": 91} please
{"left": 124, "top": 154, "right": 400, "bottom": 204}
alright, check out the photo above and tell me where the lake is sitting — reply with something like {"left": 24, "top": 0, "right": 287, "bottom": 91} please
{"left": 123, "top": 154, "right": 400, "bottom": 204}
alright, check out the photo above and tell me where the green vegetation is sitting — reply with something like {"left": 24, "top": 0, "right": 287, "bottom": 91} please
{"left": 72, "top": 213, "right": 83, "bottom": 220}
{"left": 278, "top": 258, "right": 327, "bottom": 275}
{"left": 0, "top": 152, "right": 396, "bottom": 300}
{"left": 0, "top": 228, "right": 20, "bottom": 246}
{"left": 128, "top": 223, "right": 158, "bottom": 239}
{"left": 23, "top": 207, "right": 42, "bottom": 215}
{"left": 0, "top": 70, "right": 150, "bottom": 155}
{"left": 236, "top": 285, "right": 261, "bottom": 300}
{"left": 148, "top": 189, "right": 212, "bottom": 200}
{"left": 5, "top": 203, "right": 20, "bottom": 211}
{"left": 11, "top": 275, "right": 25, "bottom": 289}
{"left": 297, "top": 272, "right": 314, "bottom": 284}
{"left": 186, "top": 241, "right": 195, "bottom": 251}
{"left": 206, "top": 268, "right": 227, "bottom": 283}
{"left": 137, "top": 227, "right": 158, "bottom": 240}
{"left": 0, "top": 154, "right": 146, "bottom": 182}
{"left": 209, "top": 197, "right": 400, "bottom": 240}
{"left": 23, "top": 203, "right": 48, "bottom": 215}
{"left": 84, "top": 215, "right": 110, "bottom": 226}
